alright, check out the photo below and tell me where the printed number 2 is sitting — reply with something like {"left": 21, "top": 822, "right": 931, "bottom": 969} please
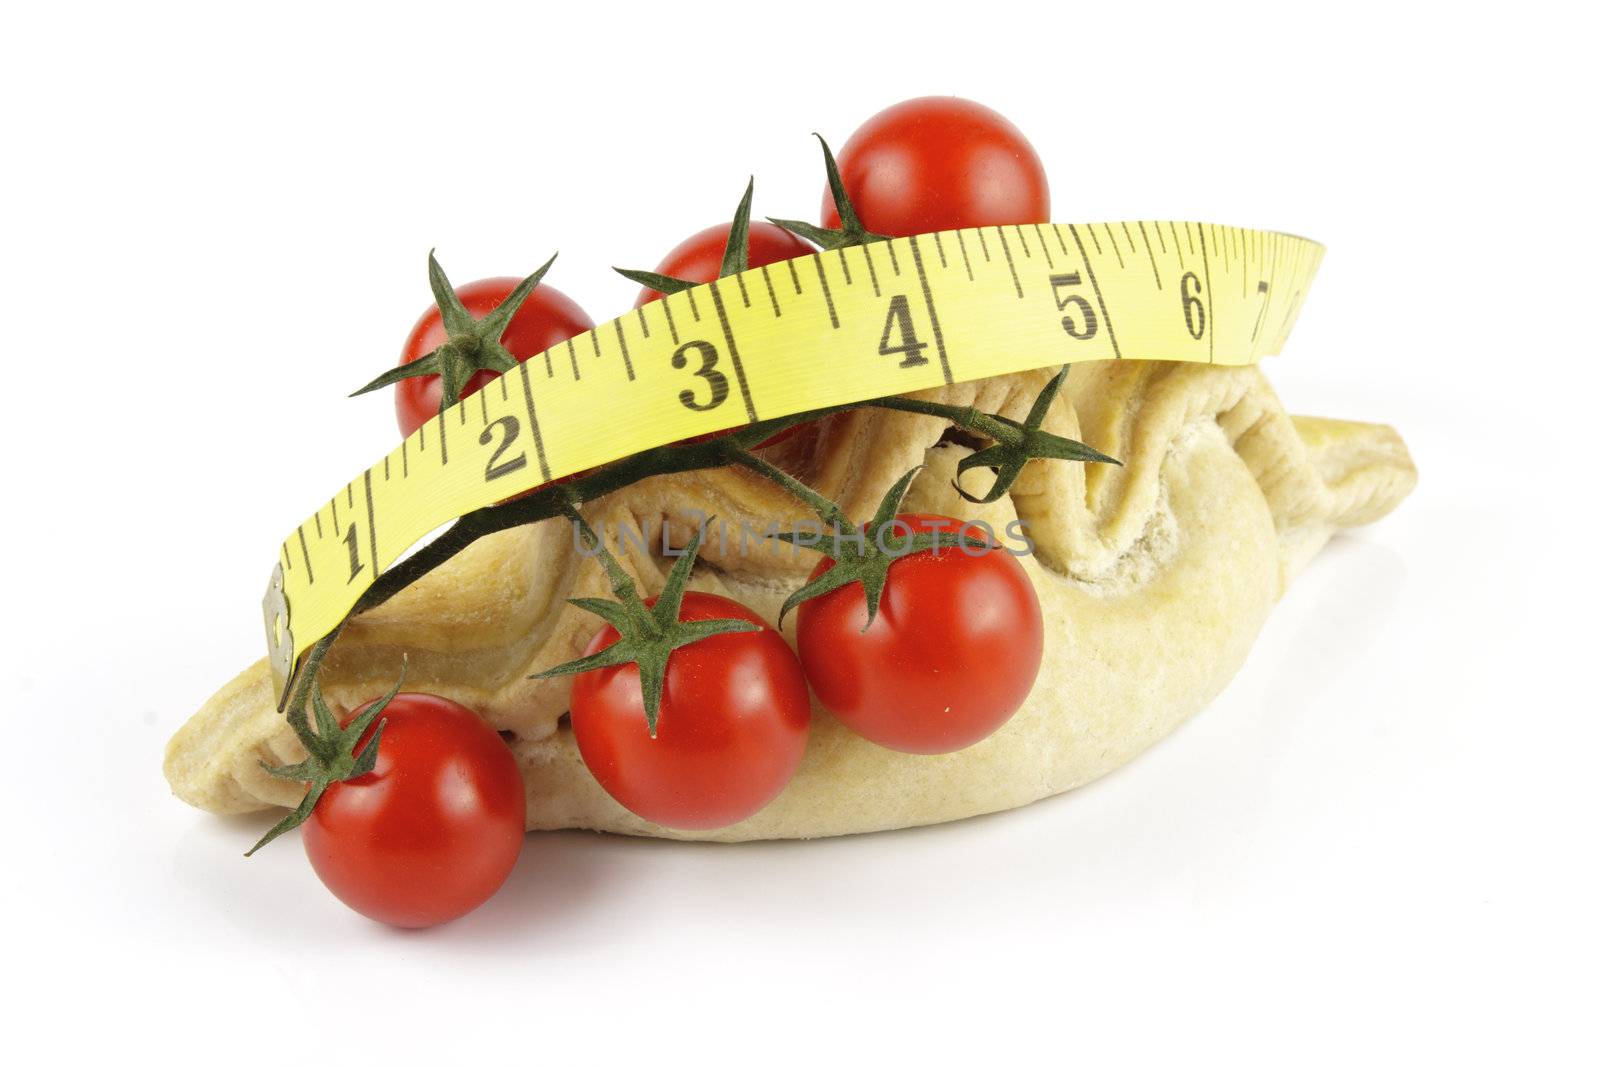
{"left": 1049, "top": 273, "right": 1098, "bottom": 340}
{"left": 879, "top": 295, "right": 930, "bottom": 368}
{"left": 480, "top": 415, "right": 528, "bottom": 481}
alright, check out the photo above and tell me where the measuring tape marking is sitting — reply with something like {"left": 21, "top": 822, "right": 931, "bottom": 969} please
{"left": 262, "top": 221, "right": 1325, "bottom": 697}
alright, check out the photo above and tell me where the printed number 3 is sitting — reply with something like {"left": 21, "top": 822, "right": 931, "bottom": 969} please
{"left": 673, "top": 340, "right": 729, "bottom": 411}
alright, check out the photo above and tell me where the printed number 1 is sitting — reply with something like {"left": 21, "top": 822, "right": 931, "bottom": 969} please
{"left": 344, "top": 523, "right": 363, "bottom": 582}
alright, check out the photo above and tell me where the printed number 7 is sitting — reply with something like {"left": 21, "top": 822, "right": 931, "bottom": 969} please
{"left": 1250, "top": 280, "right": 1270, "bottom": 342}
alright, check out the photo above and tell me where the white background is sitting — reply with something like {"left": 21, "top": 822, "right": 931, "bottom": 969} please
{"left": 3, "top": 2, "right": 1594, "bottom": 1062}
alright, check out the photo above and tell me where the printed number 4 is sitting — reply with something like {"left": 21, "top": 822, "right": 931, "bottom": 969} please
{"left": 879, "top": 295, "right": 930, "bottom": 368}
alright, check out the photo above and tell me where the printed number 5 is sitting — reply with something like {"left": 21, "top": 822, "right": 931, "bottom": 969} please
{"left": 1049, "top": 273, "right": 1098, "bottom": 340}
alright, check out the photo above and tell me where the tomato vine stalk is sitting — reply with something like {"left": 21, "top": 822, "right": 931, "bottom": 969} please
{"left": 262, "top": 152, "right": 1120, "bottom": 846}
{"left": 276, "top": 372, "right": 1114, "bottom": 725}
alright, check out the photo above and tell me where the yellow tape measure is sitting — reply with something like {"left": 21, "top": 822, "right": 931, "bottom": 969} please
{"left": 262, "top": 221, "right": 1323, "bottom": 697}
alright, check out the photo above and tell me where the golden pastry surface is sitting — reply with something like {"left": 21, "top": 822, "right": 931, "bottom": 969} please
{"left": 164, "top": 362, "right": 1415, "bottom": 840}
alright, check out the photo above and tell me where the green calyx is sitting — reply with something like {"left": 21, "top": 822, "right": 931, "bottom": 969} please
{"left": 727, "top": 368, "right": 1117, "bottom": 626}
{"left": 866, "top": 367, "right": 1120, "bottom": 504}
{"left": 280, "top": 371, "right": 1119, "bottom": 758}
{"left": 534, "top": 507, "right": 759, "bottom": 737}
{"left": 614, "top": 177, "right": 757, "bottom": 298}
{"left": 350, "top": 251, "right": 557, "bottom": 417}
{"left": 768, "top": 133, "right": 888, "bottom": 251}
{"left": 246, "top": 661, "right": 407, "bottom": 856}
{"left": 734, "top": 455, "right": 992, "bottom": 629}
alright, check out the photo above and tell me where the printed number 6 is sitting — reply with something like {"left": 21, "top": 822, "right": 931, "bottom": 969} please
{"left": 1181, "top": 272, "right": 1206, "bottom": 340}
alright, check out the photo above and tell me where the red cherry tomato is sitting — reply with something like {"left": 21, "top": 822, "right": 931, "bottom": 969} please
{"left": 395, "top": 278, "right": 594, "bottom": 438}
{"left": 632, "top": 221, "right": 813, "bottom": 307}
{"left": 302, "top": 693, "right": 525, "bottom": 928}
{"left": 570, "top": 593, "right": 811, "bottom": 830}
{"left": 795, "top": 513, "right": 1043, "bottom": 755}
{"left": 821, "top": 97, "right": 1049, "bottom": 238}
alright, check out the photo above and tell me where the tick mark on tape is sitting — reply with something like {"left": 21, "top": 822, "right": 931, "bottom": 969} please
{"left": 862, "top": 242, "right": 881, "bottom": 296}
{"left": 813, "top": 256, "right": 838, "bottom": 328}
{"left": 996, "top": 226, "right": 1022, "bottom": 297}
{"left": 662, "top": 297, "right": 680, "bottom": 344}
{"left": 956, "top": 230, "right": 974, "bottom": 280}
{"left": 761, "top": 264, "right": 781, "bottom": 318}
{"left": 1139, "top": 221, "right": 1163, "bottom": 290}
{"left": 613, "top": 319, "right": 635, "bottom": 381}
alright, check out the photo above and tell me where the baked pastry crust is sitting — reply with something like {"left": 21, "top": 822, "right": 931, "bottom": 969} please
{"left": 164, "top": 361, "right": 1415, "bottom": 841}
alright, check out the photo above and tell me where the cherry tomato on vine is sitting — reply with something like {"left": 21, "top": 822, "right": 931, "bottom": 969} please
{"left": 302, "top": 693, "right": 524, "bottom": 928}
{"left": 632, "top": 221, "right": 813, "bottom": 307}
{"left": 570, "top": 592, "right": 811, "bottom": 830}
{"left": 821, "top": 97, "right": 1050, "bottom": 238}
{"left": 796, "top": 513, "right": 1043, "bottom": 755}
{"left": 394, "top": 278, "right": 594, "bottom": 438}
